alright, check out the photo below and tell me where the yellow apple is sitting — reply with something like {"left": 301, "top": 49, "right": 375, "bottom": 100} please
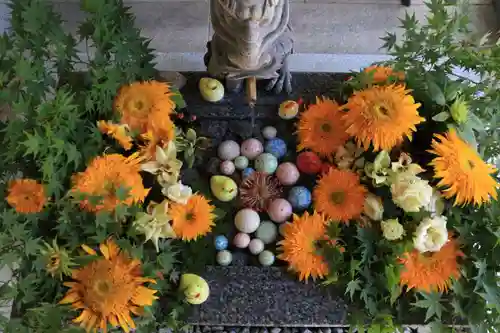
{"left": 199, "top": 77, "right": 224, "bottom": 102}
{"left": 179, "top": 273, "right": 210, "bottom": 305}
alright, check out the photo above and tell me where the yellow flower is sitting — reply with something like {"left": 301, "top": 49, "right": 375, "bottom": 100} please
{"left": 342, "top": 84, "right": 425, "bottom": 151}
{"left": 380, "top": 218, "right": 405, "bottom": 241}
{"left": 428, "top": 129, "right": 499, "bottom": 206}
{"left": 97, "top": 121, "right": 133, "bottom": 150}
{"left": 170, "top": 194, "right": 216, "bottom": 241}
{"left": 141, "top": 141, "right": 183, "bottom": 188}
{"left": 449, "top": 97, "right": 468, "bottom": 124}
{"left": 6, "top": 178, "right": 47, "bottom": 213}
{"left": 296, "top": 97, "right": 350, "bottom": 159}
{"left": 71, "top": 154, "right": 150, "bottom": 212}
{"left": 133, "top": 200, "right": 177, "bottom": 252}
{"left": 390, "top": 171, "right": 433, "bottom": 213}
{"left": 59, "top": 239, "right": 158, "bottom": 333}
{"left": 363, "top": 193, "right": 384, "bottom": 221}
{"left": 40, "top": 239, "right": 75, "bottom": 280}
{"left": 277, "top": 212, "right": 330, "bottom": 282}
{"left": 162, "top": 181, "right": 193, "bottom": 204}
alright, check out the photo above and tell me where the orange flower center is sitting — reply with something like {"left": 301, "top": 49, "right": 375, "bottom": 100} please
{"left": 320, "top": 122, "right": 332, "bottom": 132}
{"left": 330, "top": 191, "right": 345, "bottom": 205}
{"left": 373, "top": 103, "right": 390, "bottom": 119}
{"left": 126, "top": 96, "right": 151, "bottom": 116}
{"left": 185, "top": 211, "right": 194, "bottom": 222}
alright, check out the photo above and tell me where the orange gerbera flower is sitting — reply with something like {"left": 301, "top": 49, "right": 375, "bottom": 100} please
{"left": 428, "top": 129, "right": 499, "bottom": 206}
{"left": 399, "top": 236, "right": 463, "bottom": 293}
{"left": 97, "top": 121, "right": 133, "bottom": 150}
{"left": 147, "top": 108, "right": 175, "bottom": 142}
{"left": 342, "top": 84, "right": 424, "bottom": 151}
{"left": 296, "top": 96, "right": 350, "bottom": 159}
{"left": 71, "top": 154, "right": 150, "bottom": 212}
{"left": 60, "top": 238, "right": 158, "bottom": 332}
{"left": 313, "top": 168, "right": 367, "bottom": 223}
{"left": 363, "top": 65, "right": 405, "bottom": 83}
{"left": 6, "top": 178, "right": 46, "bottom": 213}
{"left": 170, "top": 194, "right": 216, "bottom": 241}
{"left": 277, "top": 212, "right": 329, "bottom": 282}
{"left": 113, "top": 81, "right": 175, "bottom": 134}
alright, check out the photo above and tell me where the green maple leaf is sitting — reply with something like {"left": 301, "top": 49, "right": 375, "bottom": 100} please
{"left": 413, "top": 291, "right": 444, "bottom": 322}
{"left": 21, "top": 131, "right": 40, "bottom": 157}
{"left": 345, "top": 279, "right": 361, "bottom": 300}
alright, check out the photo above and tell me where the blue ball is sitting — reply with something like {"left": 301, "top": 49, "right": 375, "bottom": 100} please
{"left": 214, "top": 235, "right": 229, "bottom": 251}
{"left": 264, "top": 138, "right": 287, "bottom": 159}
{"left": 288, "top": 186, "right": 312, "bottom": 211}
{"left": 242, "top": 167, "right": 255, "bottom": 178}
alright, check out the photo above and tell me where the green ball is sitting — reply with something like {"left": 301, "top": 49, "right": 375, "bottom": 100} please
{"left": 234, "top": 156, "right": 249, "bottom": 170}
{"left": 255, "top": 221, "right": 278, "bottom": 244}
{"left": 258, "top": 250, "right": 275, "bottom": 266}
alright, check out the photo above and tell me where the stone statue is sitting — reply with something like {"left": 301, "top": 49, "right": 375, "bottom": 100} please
{"left": 204, "top": 0, "right": 294, "bottom": 94}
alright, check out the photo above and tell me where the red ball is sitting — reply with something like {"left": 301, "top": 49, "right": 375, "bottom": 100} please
{"left": 296, "top": 151, "right": 322, "bottom": 174}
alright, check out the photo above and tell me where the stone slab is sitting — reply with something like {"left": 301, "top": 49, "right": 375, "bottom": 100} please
{"left": 187, "top": 266, "right": 348, "bottom": 327}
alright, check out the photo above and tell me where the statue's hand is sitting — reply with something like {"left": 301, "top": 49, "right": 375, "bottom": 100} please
{"left": 265, "top": 67, "right": 292, "bottom": 94}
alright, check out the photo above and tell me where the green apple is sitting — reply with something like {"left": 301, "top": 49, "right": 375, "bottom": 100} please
{"left": 199, "top": 77, "right": 225, "bottom": 102}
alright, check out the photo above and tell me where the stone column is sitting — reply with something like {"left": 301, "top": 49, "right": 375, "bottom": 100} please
{"left": 0, "top": 1, "right": 10, "bottom": 33}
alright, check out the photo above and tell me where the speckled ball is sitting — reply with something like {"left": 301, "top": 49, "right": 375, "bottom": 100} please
{"left": 258, "top": 250, "right": 275, "bottom": 266}
{"left": 255, "top": 221, "right": 278, "bottom": 244}
{"left": 255, "top": 153, "right": 278, "bottom": 174}
{"left": 216, "top": 250, "right": 232, "bottom": 266}
{"left": 264, "top": 138, "right": 287, "bottom": 159}
{"left": 220, "top": 160, "right": 235, "bottom": 175}
{"left": 248, "top": 238, "right": 265, "bottom": 255}
{"left": 234, "top": 156, "right": 249, "bottom": 170}
{"left": 214, "top": 235, "right": 229, "bottom": 251}
{"left": 267, "top": 198, "right": 293, "bottom": 223}
{"left": 287, "top": 186, "right": 312, "bottom": 211}
{"left": 240, "top": 138, "right": 264, "bottom": 160}
{"left": 242, "top": 167, "right": 255, "bottom": 179}
{"left": 233, "top": 233, "right": 251, "bottom": 249}
{"left": 218, "top": 140, "right": 240, "bottom": 161}
{"left": 276, "top": 162, "right": 300, "bottom": 186}
{"left": 234, "top": 208, "right": 261, "bottom": 233}
{"left": 262, "top": 126, "right": 277, "bottom": 140}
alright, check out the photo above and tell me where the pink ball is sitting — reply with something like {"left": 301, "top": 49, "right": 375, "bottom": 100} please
{"left": 240, "top": 138, "right": 264, "bottom": 160}
{"left": 233, "top": 233, "right": 251, "bottom": 248}
{"left": 220, "top": 160, "right": 235, "bottom": 175}
{"left": 276, "top": 162, "right": 300, "bottom": 186}
{"left": 267, "top": 198, "right": 292, "bottom": 223}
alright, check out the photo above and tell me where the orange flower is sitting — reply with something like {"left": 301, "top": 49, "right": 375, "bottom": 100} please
{"left": 278, "top": 212, "right": 330, "bottom": 282}
{"left": 400, "top": 237, "right": 463, "bottom": 293}
{"left": 363, "top": 65, "right": 405, "bottom": 83}
{"left": 313, "top": 168, "right": 367, "bottom": 223}
{"left": 113, "top": 81, "right": 175, "bottom": 135}
{"left": 60, "top": 238, "right": 157, "bottom": 332}
{"left": 296, "top": 96, "right": 350, "bottom": 159}
{"left": 97, "top": 121, "right": 133, "bottom": 150}
{"left": 71, "top": 154, "right": 150, "bottom": 212}
{"left": 6, "top": 179, "right": 46, "bottom": 213}
{"left": 147, "top": 109, "right": 175, "bottom": 143}
{"left": 428, "top": 129, "right": 499, "bottom": 206}
{"left": 170, "top": 194, "right": 216, "bottom": 241}
{"left": 342, "top": 84, "right": 424, "bottom": 151}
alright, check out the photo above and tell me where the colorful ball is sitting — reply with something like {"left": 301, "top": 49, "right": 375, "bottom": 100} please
{"left": 218, "top": 140, "right": 240, "bottom": 161}
{"left": 234, "top": 156, "right": 249, "bottom": 170}
{"left": 258, "top": 250, "right": 275, "bottom": 266}
{"left": 240, "top": 138, "right": 264, "bottom": 160}
{"left": 233, "top": 233, "right": 251, "bottom": 248}
{"left": 265, "top": 138, "right": 287, "bottom": 159}
{"left": 242, "top": 167, "right": 255, "bottom": 179}
{"left": 214, "top": 235, "right": 229, "bottom": 251}
{"left": 255, "top": 221, "right": 278, "bottom": 244}
{"left": 288, "top": 186, "right": 312, "bottom": 211}
{"left": 220, "top": 160, "right": 235, "bottom": 175}
{"left": 276, "top": 162, "right": 300, "bottom": 186}
{"left": 255, "top": 153, "right": 278, "bottom": 174}
{"left": 278, "top": 100, "right": 299, "bottom": 120}
{"left": 216, "top": 250, "right": 232, "bottom": 266}
{"left": 267, "top": 198, "right": 293, "bottom": 223}
{"left": 262, "top": 126, "right": 277, "bottom": 140}
{"left": 248, "top": 238, "right": 265, "bottom": 255}
{"left": 234, "top": 208, "right": 261, "bottom": 233}
{"left": 296, "top": 151, "right": 322, "bottom": 174}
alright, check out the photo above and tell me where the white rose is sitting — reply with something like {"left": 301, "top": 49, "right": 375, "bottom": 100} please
{"left": 381, "top": 218, "right": 405, "bottom": 241}
{"left": 414, "top": 215, "right": 448, "bottom": 253}
{"left": 390, "top": 172, "right": 433, "bottom": 213}
{"left": 425, "top": 189, "right": 445, "bottom": 216}
{"left": 363, "top": 194, "right": 384, "bottom": 221}
{"left": 163, "top": 182, "right": 193, "bottom": 205}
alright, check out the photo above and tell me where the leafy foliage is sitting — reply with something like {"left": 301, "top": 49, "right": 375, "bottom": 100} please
{"left": 0, "top": 0, "right": 188, "bottom": 331}
{"left": 325, "top": 1, "right": 500, "bottom": 331}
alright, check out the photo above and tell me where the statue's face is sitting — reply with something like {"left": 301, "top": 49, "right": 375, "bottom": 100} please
{"left": 218, "top": 0, "right": 278, "bottom": 25}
